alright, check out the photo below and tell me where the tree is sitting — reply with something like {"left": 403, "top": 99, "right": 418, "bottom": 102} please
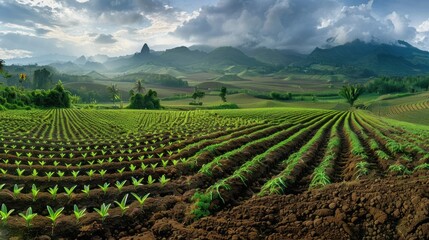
{"left": 414, "top": 77, "right": 429, "bottom": 91}
{"left": 128, "top": 89, "right": 160, "bottom": 109}
{"left": 192, "top": 88, "right": 205, "bottom": 104}
{"left": 339, "top": 84, "right": 365, "bottom": 107}
{"left": 134, "top": 79, "right": 145, "bottom": 94}
{"left": 34, "top": 68, "right": 52, "bottom": 89}
{"left": 219, "top": 86, "right": 227, "bottom": 102}
{"left": 0, "top": 59, "right": 11, "bottom": 79}
{"left": 107, "top": 84, "right": 120, "bottom": 106}
{"left": 19, "top": 73, "right": 27, "bottom": 89}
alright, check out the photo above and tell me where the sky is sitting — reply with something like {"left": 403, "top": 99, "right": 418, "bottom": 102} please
{"left": 1, "top": 0, "right": 429, "bottom": 59}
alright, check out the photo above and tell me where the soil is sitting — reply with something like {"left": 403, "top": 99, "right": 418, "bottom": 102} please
{"left": 117, "top": 175, "right": 429, "bottom": 240}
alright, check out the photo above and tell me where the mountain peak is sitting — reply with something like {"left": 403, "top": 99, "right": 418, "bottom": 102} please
{"left": 141, "top": 43, "right": 150, "bottom": 55}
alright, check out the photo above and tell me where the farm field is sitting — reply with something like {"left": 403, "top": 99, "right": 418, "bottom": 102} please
{"left": 368, "top": 92, "right": 429, "bottom": 125}
{"left": 0, "top": 108, "right": 428, "bottom": 239}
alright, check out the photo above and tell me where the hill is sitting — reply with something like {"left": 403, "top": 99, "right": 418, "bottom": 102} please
{"left": 307, "top": 39, "right": 429, "bottom": 76}
{"left": 215, "top": 74, "right": 248, "bottom": 82}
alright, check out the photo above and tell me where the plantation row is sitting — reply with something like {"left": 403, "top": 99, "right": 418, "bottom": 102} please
{"left": 0, "top": 108, "right": 427, "bottom": 237}
{"left": 381, "top": 99, "right": 429, "bottom": 116}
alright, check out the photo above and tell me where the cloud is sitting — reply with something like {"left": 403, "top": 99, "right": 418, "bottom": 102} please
{"left": 35, "top": 28, "right": 51, "bottom": 35}
{"left": 174, "top": 0, "right": 422, "bottom": 52}
{"left": 0, "top": 48, "right": 32, "bottom": 60}
{"left": 94, "top": 34, "right": 117, "bottom": 44}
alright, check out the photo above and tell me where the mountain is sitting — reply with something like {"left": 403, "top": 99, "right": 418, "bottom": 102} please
{"left": 74, "top": 55, "right": 87, "bottom": 65}
{"left": 307, "top": 39, "right": 429, "bottom": 76}
{"left": 85, "top": 71, "right": 109, "bottom": 80}
{"left": 6, "top": 54, "right": 76, "bottom": 65}
{"left": 241, "top": 47, "right": 305, "bottom": 66}
{"left": 105, "top": 44, "right": 269, "bottom": 73}
{"left": 159, "top": 46, "right": 206, "bottom": 67}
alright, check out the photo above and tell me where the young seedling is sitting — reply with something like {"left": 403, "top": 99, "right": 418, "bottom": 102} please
{"left": 46, "top": 206, "right": 64, "bottom": 235}
{"left": 147, "top": 175, "right": 155, "bottom": 185}
{"left": 64, "top": 185, "right": 77, "bottom": 199}
{"left": 98, "top": 169, "right": 107, "bottom": 179}
{"left": 46, "top": 171, "right": 54, "bottom": 182}
{"left": 16, "top": 168, "right": 25, "bottom": 180}
{"left": 81, "top": 185, "right": 90, "bottom": 197}
{"left": 94, "top": 203, "right": 111, "bottom": 223}
{"left": 73, "top": 204, "right": 86, "bottom": 224}
{"left": 161, "top": 159, "right": 169, "bottom": 168}
{"left": 141, "top": 163, "right": 148, "bottom": 171}
{"left": 48, "top": 185, "right": 59, "bottom": 200}
{"left": 71, "top": 170, "right": 80, "bottom": 181}
{"left": 31, "top": 169, "right": 38, "bottom": 180}
{"left": 86, "top": 169, "right": 95, "bottom": 180}
{"left": 13, "top": 184, "right": 24, "bottom": 199}
{"left": 131, "top": 177, "right": 143, "bottom": 189}
{"left": 131, "top": 193, "right": 150, "bottom": 207}
{"left": 117, "top": 167, "right": 125, "bottom": 176}
{"left": 57, "top": 170, "right": 65, "bottom": 180}
{"left": 129, "top": 164, "right": 136, "bottom": 173}
{"left": 115, "top": 180, "right": 127, "bottom": 193}
{"left": 150, "top": 163, "right": 158, "bottom": 170}
{"left": 159, "top": 174, "right": 170, "bottom": 186}
{"left": 31, "top": 184, "right": 40, "bottom": 202}
{"left": 0, "top": 204, "right": 14, "bottom": 226}
{"left": 114, "top": 194, "right": 129, "bottom": 216}
{"left": 19, "top": 207, "right": 37, "bottom": 228}
{"left": 98, "top": 183, "right": 110, "bottom": 195}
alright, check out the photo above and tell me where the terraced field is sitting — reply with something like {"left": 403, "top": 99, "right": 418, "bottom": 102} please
{"left": 0, "top": 108, "right": 428, "bottom": 239}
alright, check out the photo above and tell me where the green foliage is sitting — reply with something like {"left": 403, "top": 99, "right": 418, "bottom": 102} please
{"left": 219, "top": 86, "right": 227, "bottom": 102}
{"left": 0, "top": 80, "right": 71, "bottom": 109}
{"left": 114, "top": 194, "right": 129, "bottom": 216}
{"left": 19, "top": 207, "right": 37, "bottom": 228}
{"left": 339, "top": 84, "right": 365, "bottom": 106}
{"left": 46, "top": 206, "right": 64, "bottom": 226}
{"left": 73, "top": 204, "right": 86, "bottom": 224}
{"left": 355, "top": 161, "right": 369, "bottom": 178}
{"left": 191, "top": 88, "right": 205, "bottom": 104}
{"left": 0, "top": 204, "right": 14, "bottom": 226}
{"left": 388, "top": 163, "right": 411, "bottom": 175}
{"left": 107, "top": 83, "right": 120, "bottom": 106}
{"left": 134, "top": 80, "right": 145, "bottom": 93}
{"left": 128, "top": 90, "right": 160, "bottom": 109}
{"left": 131, "top": 192, "right": 150, "bottom": 207}
{"left": 33, "top": 68, "right": 52, "bottom": 89}
{"left": 191, "top": 191, "right": 212, "bottom": 220}
{"left": 366, "top": 76, "right": 429, "bottom": 94}
{"left": 94, "top": 203, "right": 111, "bottom": 223}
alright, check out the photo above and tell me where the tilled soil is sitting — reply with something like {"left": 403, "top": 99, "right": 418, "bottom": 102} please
{"left": 120, "top": 175, "right": 429, "bottom": 240}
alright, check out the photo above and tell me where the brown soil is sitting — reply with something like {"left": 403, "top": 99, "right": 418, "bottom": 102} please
{"left": 120, "top": 175, "right": 429, "bottom": 240}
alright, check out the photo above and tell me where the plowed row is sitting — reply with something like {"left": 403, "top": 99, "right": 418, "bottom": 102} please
{"left": 0, "top": 108, "right": 427, "bottom": 239}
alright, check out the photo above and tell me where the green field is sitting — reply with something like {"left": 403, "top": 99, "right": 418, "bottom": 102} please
{"left": 0, "top": 107, "right": 428, "bottom": 238}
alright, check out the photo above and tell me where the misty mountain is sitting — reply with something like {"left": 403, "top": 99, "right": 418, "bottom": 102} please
{"left": 307, "top": 39, "right": 429, "bottom": 76}
{"left": 240, "top": 47, "right": 305, "bottom": 66}
{"left": 8, "top": 40, "right": 429, "bottom": 78}
{"left": 104, "top": 44, "right": 270, "bottom": 73}
{"left": 6, "top": 54, "right": 77, "bottom": 65}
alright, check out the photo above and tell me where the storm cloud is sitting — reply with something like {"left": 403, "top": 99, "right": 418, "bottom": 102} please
{"left": 174, "top": 0, "right": 422, "bottom": 52}
{"left": 94, "top": 34, "right": 117, "bottom": 44}
{"left": 1, "top": 0, "right": 429, "bottom": 59}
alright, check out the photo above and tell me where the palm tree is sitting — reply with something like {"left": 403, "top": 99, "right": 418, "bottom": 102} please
{"left": 134, "top": 80, "right": 145, "bottom": 94}
{"left": 19, "top": 73, "right": 27, "bottom": 89}
{"left": 339, "top": 84, "right": 365, "bottom": 107}
{"left": 107, "top": 84, "right": 120, "bottom": 106}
